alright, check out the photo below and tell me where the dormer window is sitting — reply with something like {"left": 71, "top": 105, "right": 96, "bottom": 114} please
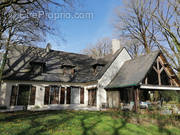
{"left": 30, "top": 61, "right": 46, "bottom": 74}
{"left": 62, "top": 65, "right": 76, "bottom": 75}
{"left": 61, "top": 58, "right": 75, "bottom": 75}
{"left": 92, "top": 59, "right": 106, "bottom": 75}
{"left": 92, "top": 64, "right": 105, "bottom": 75}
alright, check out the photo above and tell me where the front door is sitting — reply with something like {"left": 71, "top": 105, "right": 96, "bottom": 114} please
{"left": 88, "top": 89, "right": 97, "bottom": 106}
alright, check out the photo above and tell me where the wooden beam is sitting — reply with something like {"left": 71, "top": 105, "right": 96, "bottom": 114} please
{"left": 134, "top": 88, "right": 140, "bottom": 112}
{"left": 171, "top": 75, "right": 176, "bottom": 79}
{"left": 164, "top": 63, "right": 169, "bottom": 67}
{"left": 170, "top": 79, "right": 173, "bottom": 86}
{"left": 140, "top": 85, "right": 180, "bottom": 91}
{"left": 157, "top": 58, "right": 162, "bottom": 85}
{"left": 158, "top": 55, "right": 180, "bottom": 86}
{"left": 153, "top": 66, "right": 158, "bottom": 73}
{"left": 160, "top": 67, "right": 164, "bottom": 73}
{"left": 145, "top": 77, "right": 148, "bottom": 85}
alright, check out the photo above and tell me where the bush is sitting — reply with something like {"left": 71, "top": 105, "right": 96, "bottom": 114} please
{"left": 0, "top": 105, "right": 7, "bottom": 110}
{"left": 34, "top": 105, "right": 40, "bottom": 109}
{"left": 160, "top": 91, "right": 180, "bottom": 103}
{"left": 148, "top": 105, "right": 155, "bottom": 111}
{"left": 168, "top": 101, "right": 178, "bottom": 104}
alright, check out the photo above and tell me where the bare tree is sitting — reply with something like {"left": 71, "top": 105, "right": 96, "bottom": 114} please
{"left": 0, "top": 0, "right": 77, "bottom": 83}
{"left": 114, "top": 0, "right": 180, "bottom": 74}
{"left": 153, "top": 0, "right": 180, "bottom": 76}
{"left": 0, "top": 0, "right": 75, "bottom": 10}
{"left": 114, "top": 0, "right": 159, "bottom": 54}
{"left": 120, "top": 37, "right": 143, "bottom": 58}
{"left": 0, "top": 0, "right": 75, "bottom": 41}
{"left": 113, "top": 0, "right": 180, "bottom": 102}
{"left": 83, "top": 37, "right": 112, "bottom": 59}
{"left": 0, "top": 7, "right": 45, "bottom": 82}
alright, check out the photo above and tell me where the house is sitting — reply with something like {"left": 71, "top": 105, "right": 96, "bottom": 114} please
{"left": 0, "top": 39, "right": 180, "bottom": 111}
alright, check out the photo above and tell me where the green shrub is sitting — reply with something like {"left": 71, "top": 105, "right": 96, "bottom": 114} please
{"left": 160, "top": 91, "right": 180, "bottom": 103}
{"left": 34, "top": 105, "right": 40, "bottom": 109}
{"left": 148, "top": 105, "right": 155, "bottom": 111}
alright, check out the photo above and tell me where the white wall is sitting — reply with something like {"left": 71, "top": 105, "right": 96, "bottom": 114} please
{"left": 97, "top": 48, "right": 132, "bottom": 108}
{"left": 0, "top": 81, "right": 97, "bottom": 109}
{"left": 0, "top": 49, "right": 131, "bottom": 110}
{"left": 84, "top": 87, "right": 88, "bottom": 105}
{"left": 0, "top": 82, "right": 12, "bottom": 106}
{"left": 34, "top": 84, "right": 45, "bottom": 107}
{"left": 0, "top": 82, "right": 46, "bottom": 107}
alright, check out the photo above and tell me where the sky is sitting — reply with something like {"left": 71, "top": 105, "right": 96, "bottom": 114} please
{"left": 45, "top": 0, "right": 122, "bottom": 53}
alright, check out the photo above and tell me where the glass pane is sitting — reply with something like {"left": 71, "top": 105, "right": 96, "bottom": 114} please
{"left": 17, "top": 85, "right": 30, "bottom": 106}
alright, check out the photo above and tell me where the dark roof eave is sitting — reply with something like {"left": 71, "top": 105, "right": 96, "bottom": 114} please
{"left": 105, "top": 83, "right": 139, "bottom": 90}
{"left": 2, "top": 79, "right": 98, "bottom": 84}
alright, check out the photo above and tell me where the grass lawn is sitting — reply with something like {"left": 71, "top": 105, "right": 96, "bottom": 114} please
{"left": 0, "top": 110, "right": 179, "bottom": 135}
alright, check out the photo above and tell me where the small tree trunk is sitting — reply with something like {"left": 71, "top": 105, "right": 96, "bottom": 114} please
{"left": 134, "top": 88, "right": 140, "bottom": 113}
{"left": 0, "top": 28, "right": 12, "bottom": 87}
{"left": 0, "top": 49, "right": 8, "bottom": 83}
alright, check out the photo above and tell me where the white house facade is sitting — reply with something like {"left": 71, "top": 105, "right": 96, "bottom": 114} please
{"left": 1, "top": 39, "right": 180, "bottom": 111}
{"left": 0, "top": 40, "right": 133, "bottom": 111}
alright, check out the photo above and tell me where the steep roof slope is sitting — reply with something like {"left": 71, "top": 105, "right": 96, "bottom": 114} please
{"left": 106, "top": 51, "right": 160, "bottom": 89}
{"left": 3, "top": 45, "right": 116, "bottom": 83}
{"left": 96, "top": 48, "right": 125, "bottom": 79}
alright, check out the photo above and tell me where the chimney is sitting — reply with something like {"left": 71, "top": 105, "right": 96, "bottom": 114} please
{"left": 46, "top": 43, "right": 51, "bottom": 53}
{"left": 112, "top": 39, "right": 121, "bottom": 54}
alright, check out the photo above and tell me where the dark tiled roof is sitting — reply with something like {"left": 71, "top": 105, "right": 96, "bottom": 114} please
{"left": 106, "top": 51, "right": 160, "bottom": 89}
{"left": 3, "top": 45, "right": 161, "bottom": 86}
{"left": 3, "top": 45, "right": 112, "bottom": 83}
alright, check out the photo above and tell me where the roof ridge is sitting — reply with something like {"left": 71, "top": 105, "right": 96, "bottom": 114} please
{"left": 125, "top": 50, "right": 160, "bottom": 62}
{"left": 13, "top": 44, "right": 96, "bottom": 60}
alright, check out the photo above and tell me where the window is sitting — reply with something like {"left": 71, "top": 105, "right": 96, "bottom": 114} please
{"left": 80, "top": 88, "right": 84, "bottom": 104}
{"left": 60, "top": 87, "right": 65, "bottom": 104}
{"left": 50, "top": 86, "right": 59, "bottom": 104}
{"left": 29, "top": 86, "right": 36, "bottom": 105}
{"left": 17, "top": 85, "right": 31, "bottom": 106}
{"left": 10, "top": 85, "right": 36, "bottom": 106}
{"left": 66, "top": 87, "right": 71, "bottom": 104}
{"left": 63, "top": 67, "right": 75, "bottom": 75}
{"left": 30, "top": 62, "right": 46, "bottom": 74}
{"left": 88, "top": 88, "right": 97, "bottom": 106}
{"left": 10, "top": 86, "right": 18, "bottom": 106}
{"left": 92, "top": 64, "right": 105, "bottom": 75}
{"left": 43, "top": 86, "right": 82, "bottom": 105}
{"left": 62, "top": 64, "right": 76, "bottom": 75}
{"left": 44, "top": 86, "right": 60, "bottom": 105}
{"left": 44, "top": 86, "right": 50, "bottom": 105}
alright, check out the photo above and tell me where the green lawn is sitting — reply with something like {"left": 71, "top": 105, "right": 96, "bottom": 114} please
{"left": 0, "top": 110, "right": 179, "bottom": 135}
